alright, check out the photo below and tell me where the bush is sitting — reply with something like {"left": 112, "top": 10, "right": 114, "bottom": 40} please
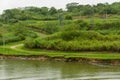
{"left": 24, "top": 38, "right": 36, "bottom": 48}
{"left": 65, "top": 15, "right": 73, "bottom": 20}
{"left": 74, "top": 20, "right": 88, "bottom": 30}
{"left": 24, "top": 20, "right": 120, "bottom": 52}
{"left": 61, "top": 30, "right": 103, "bottom": 41}
{"left": 14, "top": 23, "right": 38, "bottom": 39}
{"left": 94, "top": 21, "right": 120, "bottom": 30}
{"left": 26, "top": 21, "right": 60, "bottom": 34}
{"left": 24, "top": 38, "right": 120, "bottom": 52}
{"left": 9, "top": 19, "right": 18, "bottom": 23}
{"left": 61, "top": 30, "right": 80, "bottom": 41}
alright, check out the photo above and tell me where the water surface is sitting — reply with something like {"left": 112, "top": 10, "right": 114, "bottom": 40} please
{"left": 0, "top": 60, "right": 120, "bottom": 80}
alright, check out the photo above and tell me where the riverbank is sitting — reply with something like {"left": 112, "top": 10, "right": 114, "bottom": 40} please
{"left": 0, "top": 55, "right": 120, "bottom": 66}
{"left": 0, "top": 42, "right": 120, "bottom": 66}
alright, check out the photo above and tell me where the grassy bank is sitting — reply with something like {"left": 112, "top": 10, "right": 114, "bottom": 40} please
{"left": 0, "top": 42, "right": 120, "bottom": 60}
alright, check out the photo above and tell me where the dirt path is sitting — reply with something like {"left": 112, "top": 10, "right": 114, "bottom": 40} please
{"left": 10, "top": 44, "right": 24, "bottom": 49}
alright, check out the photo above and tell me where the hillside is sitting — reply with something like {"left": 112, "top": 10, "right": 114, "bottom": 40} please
{"left": 0, "top": 2, "right": 120, "bottom": 60}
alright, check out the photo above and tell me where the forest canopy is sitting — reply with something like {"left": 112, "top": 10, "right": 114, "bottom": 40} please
{"left": 0, "top": 2, "right": 120, "bottom": 23}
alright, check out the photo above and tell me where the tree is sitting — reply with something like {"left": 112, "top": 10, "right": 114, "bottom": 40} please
{"left": 66, "top": 2, "right": 79, "bottom": 12}
{"left": 49, "top": 7, "right": 57, "bottom": 15}
{"left": 14, "top": 23, "right": 28, "bottom": 39}
{"left": 57, "top": 9, "right": 63, "bottom": 13}
{"left": 65, "top": 15, "right": 72, "bottom": 20}
{"left": 82, "top": 5, "right": 92, "bottom": 16}
{"left": 1, "top": 10, "right": 14, "bottom": 23}
{"left": 40, "top": 7, "right": 49, "bottom": 15}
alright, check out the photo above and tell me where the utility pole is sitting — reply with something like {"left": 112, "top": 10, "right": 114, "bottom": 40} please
{"left": 89, "top": 5, "right": 94, "bottom": 30}
{"left": 2, "top": 36, "right": 5, "bottom": 49}
{"left": 0, "top": 27, "right": 6, "bottom": 53}
{"left": 105, "top": 3, "right": 108, "bottom": 19}
{"left": 59, "top": 13, "right": 63, "bottom": 25}
{"left": 0, "top": 35, "right": 5, "bottom": 52}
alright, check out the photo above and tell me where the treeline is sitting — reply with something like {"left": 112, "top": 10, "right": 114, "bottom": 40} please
{"left": 67, "top": 2, "right": 120, "bottom": 16}
{"left": 0, "top": 7, "right": 62, "bottom": 23}
{"left": 0, "top": 2, "right": 120, "bottom": 23}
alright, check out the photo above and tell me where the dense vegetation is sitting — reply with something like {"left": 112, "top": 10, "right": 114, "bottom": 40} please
{"left": 0, "top": 2, "right": 120, "bottom": 23}
{"left": 24, "top": 22, "right": 120, "bottom": 52}
{"left": 0, "top": 2, "right": 120, "bottom": 53}
{"left": 66, "top": 2, "right": 120, "bottom": 16}
{"left": 0, "top": 22, "right": 37, "bottom": 45}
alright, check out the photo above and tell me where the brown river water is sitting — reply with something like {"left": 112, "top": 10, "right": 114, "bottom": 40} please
{"left": 0, "top": 60, "right": 120, "bottom": 80}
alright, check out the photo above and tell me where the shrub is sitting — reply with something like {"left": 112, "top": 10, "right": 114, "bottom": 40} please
{"left": 65, "top": 15, "right": 73, "bottom": 20}
{"left": 24, "top": 38, "right": 36, "bottom": 48}
{"left": 74, "top": 20, "right": 88, "bottom": 30}
{"left": 61, "top": 30, "right": 80, "bottom": 41}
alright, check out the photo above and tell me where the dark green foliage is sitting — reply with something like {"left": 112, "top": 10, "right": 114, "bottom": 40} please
{"left": 0, "top": 22, "right": 38, "bottom": 45}
{"left": 23, "top": 18, "right": 120, "bottom": 52}
{"left": 13, "top": 23, "right": 38, "bottom": 39}
{"left": 66, "top": 2, "right": 120, "bottom": 16}
{"left": 0, "top": 2, "right": 120, "bottom": 53}
{"left": 94, "top": 21, "right": 120, "bottom": 30}
{"left": 65, "top": 15, "right": 73, "bottom": 20}
{"left": 9, "top": 19, "right": 18, "bottom": 23}
{"left": 40, "top": 22, "right": 59, "bottom": 34}
{"left": 0, "top": 7, "right": 58, "bottom": 23}
{"left": 61, "top": 30, "right": 80, "bottom": 41}
{"left": 24, "top": 30, "right": 120, "bottom": 52}
{"left": 74, "top": 20, "right": 88, "bottom": 29}
{"left": 66, "top": 2, "right": 79, "bottom": 12}
{"left": 24, "top": 37, "right": 36, "bottom": 48}
{"left": 40, "top": 7, "right": 49, "bottom": 15}
{"left": 0, "top": 2, "right": 120, "bottom": 23}
{"left": 59, "top": 31, "right": 103, "bottom": 41}
{"left": 66, "top": 20, "right": 120, "bottom": 31}
{"left": 49, "top": 7, "right": 57, "bottom": 15}
{"left": 26, "top": 21, "right": 60, "bottom": 34}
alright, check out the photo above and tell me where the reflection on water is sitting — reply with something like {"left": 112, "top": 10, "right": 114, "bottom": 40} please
{"left": 0, "top": 60, "right": 120, "bottom": 80}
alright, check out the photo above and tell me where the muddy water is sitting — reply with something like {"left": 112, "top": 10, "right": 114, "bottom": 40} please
{"left": 0, "top": 60, "right": 120, "bottom": 80}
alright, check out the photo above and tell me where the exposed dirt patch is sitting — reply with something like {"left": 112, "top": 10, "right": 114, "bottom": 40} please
{"left": 10, "top": 44, "right": 24, "bottom": 49}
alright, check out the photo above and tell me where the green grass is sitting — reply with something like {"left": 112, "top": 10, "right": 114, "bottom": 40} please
{"left": 0, "top": 41, "right": 120, "bottom": 60}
